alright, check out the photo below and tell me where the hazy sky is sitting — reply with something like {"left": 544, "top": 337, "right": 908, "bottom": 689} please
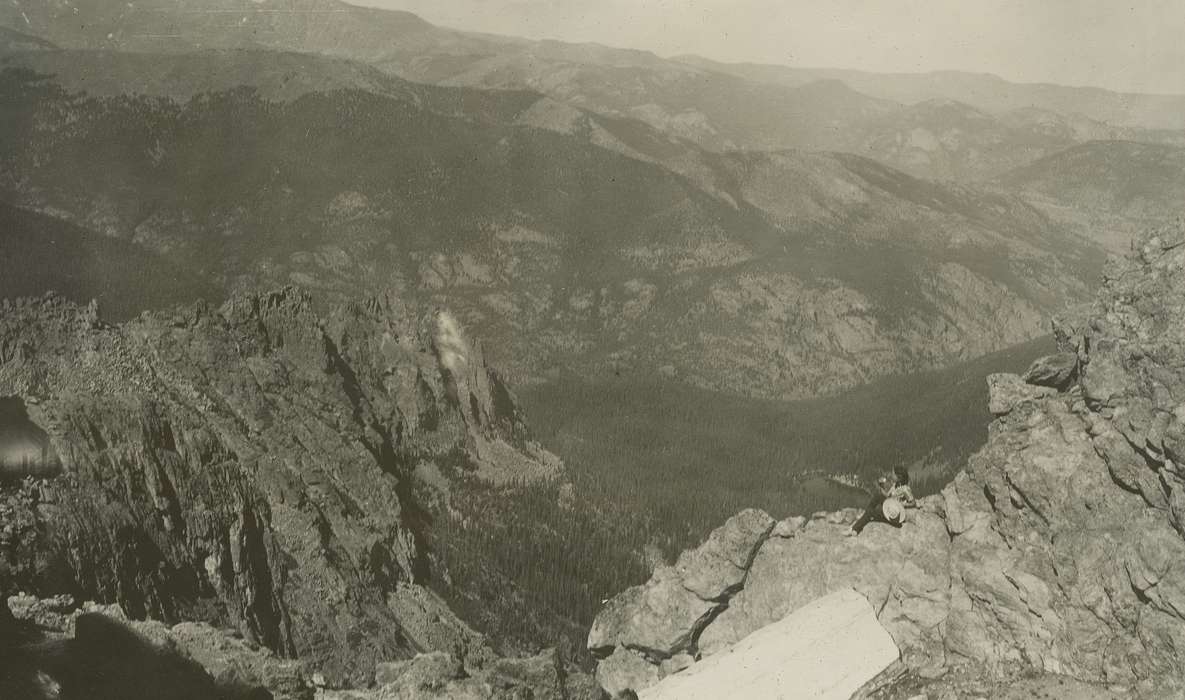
{"left": 356, "top": 0, "right": 1185, "bottom": 95}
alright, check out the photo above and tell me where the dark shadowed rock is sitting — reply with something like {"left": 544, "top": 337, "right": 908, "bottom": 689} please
{"left": 1, "top": 599, "right": 277, "bottom": 700}
{"left": 1021, "top": 352, "right": 1079, "bottom": 390}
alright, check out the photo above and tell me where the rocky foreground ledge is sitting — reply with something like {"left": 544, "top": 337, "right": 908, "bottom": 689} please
{"left": 590, "top": 221, "right": 1185, "bottom": 698}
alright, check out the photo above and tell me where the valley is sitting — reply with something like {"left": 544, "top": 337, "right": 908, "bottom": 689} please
{"left": 518, "top": 335, "right": 1053, "bottom": 549}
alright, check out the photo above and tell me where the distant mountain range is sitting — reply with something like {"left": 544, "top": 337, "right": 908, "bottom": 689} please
{"left": 2, "top": 0, "right": 1182, "bottom": 398}
{"left": 3, "top": 0, "right": 1182, "bottom": 183}
{"left": 677, "top": 55, "right": 1185, "bottom": 131}
{"left": 0, "top": 59, "right": 1105, "bottom": 399}
{"left": 997, "top": 141, "right": 1185, "bottom": 252}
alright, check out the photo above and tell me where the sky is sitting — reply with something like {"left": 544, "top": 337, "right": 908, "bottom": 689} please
{"left": 355, "top": 0, "right": 1185, "bottom": 95}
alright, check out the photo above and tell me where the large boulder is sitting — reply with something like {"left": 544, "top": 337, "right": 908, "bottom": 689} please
{"left": 591, "top": 223, "right": 1185, "bottom": 697}
{"left": 637, "top": 588, "right": 899, "bottom": 700}
{"left": 1022, "top": 352, "right": 1080, "bottom": 390}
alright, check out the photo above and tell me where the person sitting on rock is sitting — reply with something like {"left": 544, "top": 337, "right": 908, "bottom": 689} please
{"left": 847, "top": 476, "right": 904, "bottom": 536}
{"left": 890, "top": 465, "right": 917, "bottom": 508}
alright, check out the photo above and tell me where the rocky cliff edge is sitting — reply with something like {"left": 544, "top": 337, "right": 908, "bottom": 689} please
{"left": 0, "top": 287, "right": 560, "bottom": 688}
{"left": 589, "top": 220, "right": 1185, "bottom": 698}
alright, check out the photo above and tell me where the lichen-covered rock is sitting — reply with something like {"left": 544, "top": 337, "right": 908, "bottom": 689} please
{"left": 590, "top": 222, "right": 1185, "bottom": 697}
{"left": 987, "top": 373, "right": 1055, "bottom": 415}
{"left": 0, "top": 288, "right": 558, "bottom": 687}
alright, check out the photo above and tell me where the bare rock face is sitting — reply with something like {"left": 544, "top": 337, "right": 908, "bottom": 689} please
{"left": 987, "top": 373, "right": 1056, "bottom": 416}
{"left": 0, "top": 288, "right": 557, "bottom": 688}
{"left": 590, "top": 221, "right": 1185, "bottom": 697}
{"left": 587, "top": 510, "right": 774, "bottom": 663}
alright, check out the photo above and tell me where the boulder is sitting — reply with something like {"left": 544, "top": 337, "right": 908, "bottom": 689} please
{"left": 696, "top": 509, "right": 951, "bottom": 663}
{"left": 1022, "top": 353, "right": 1079, "bottom": 390}
{"left": 586, "top": 568, "right": 716, "bottom": 657}
{"left": 595, "top": 646, "right": 663, "bottom": 697}
{"left": 587, "top": 509, "right": 774, "bottom": 657}
{"left": 672, "top": 508, "right": 775, "bottom": 600}
{"left": 637, "top": 588, "right": 899, "bottom": 700}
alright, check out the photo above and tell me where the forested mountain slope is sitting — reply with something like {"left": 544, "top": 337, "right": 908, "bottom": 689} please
{"left": 0, "top": 68, "right": 1105, "bottom": 399}
{"left": 4, "top": 0, "right": 1180, "bottom": 183}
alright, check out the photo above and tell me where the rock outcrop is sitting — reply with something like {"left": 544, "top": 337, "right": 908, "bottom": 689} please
{"left": 0, "top": 288, "right": 559, "bottom": 688}
{"left": 315, "top": 648, "right": 601, "bottom": 700}
{"left": 636, "top": 588, "right": 900, "bottom": 700}
{"left": 590, "top": 221, "right": 1185, "bottom": 697}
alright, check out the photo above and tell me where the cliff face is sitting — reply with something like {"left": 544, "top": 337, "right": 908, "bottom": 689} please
{"left": 589, "top": 220, "right": 1185, "bottom": 696}
{"left": 0, "top": 288, "right": 557, "bottom": 686}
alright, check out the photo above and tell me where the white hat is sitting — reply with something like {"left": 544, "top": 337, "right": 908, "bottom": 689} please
{"left": 882, "top": 498, "right": 903, "bottom": 524}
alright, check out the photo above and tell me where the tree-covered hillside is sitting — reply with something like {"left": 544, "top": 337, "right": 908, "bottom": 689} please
{"left": 0, "top": 67, "right": 1104, "bottom": 401}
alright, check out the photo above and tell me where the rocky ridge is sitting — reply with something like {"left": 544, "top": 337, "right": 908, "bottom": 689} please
{"left": 4, "top": 592, "right": 298, "bottom": 699}
{"left": 0, "top": 287, "right": 559, "bottom": 688}
{"left": 589, "top": 220, "right": 1185, "bottom": 697}
{"left": 2, "top": 590, "right": 598, "bottom": 700}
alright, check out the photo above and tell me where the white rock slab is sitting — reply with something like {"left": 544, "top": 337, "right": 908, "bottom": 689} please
{"left": 639, "top": 587, "right": 899, "bottom": 700}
